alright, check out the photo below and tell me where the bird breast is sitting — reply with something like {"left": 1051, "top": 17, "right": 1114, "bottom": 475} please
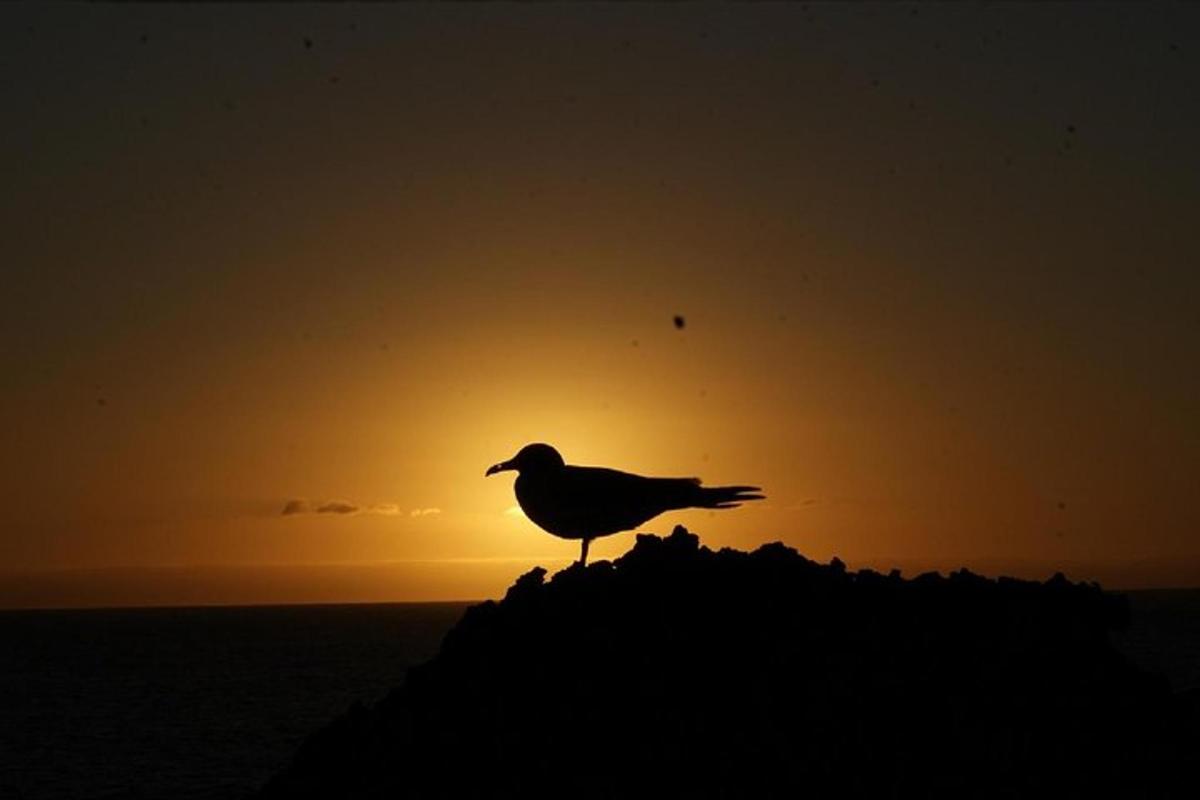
{"left": 514, "top": 472, "right": 584, "bottom": 540}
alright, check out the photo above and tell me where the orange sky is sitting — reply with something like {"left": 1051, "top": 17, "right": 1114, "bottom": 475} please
{"left": 2, "top": 5, "right": 1198, "bottom": 607}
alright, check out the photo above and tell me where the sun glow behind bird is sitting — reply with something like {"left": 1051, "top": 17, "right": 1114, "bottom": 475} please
{"left": 1, "top": 4, "right": 1199, "bottom": 606}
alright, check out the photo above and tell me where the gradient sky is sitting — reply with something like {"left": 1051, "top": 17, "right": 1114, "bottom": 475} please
{"left": 3, "top": 4, "right": 1198, "bottom": 607}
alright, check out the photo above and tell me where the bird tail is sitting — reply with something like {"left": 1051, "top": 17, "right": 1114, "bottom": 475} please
{"left": 647, "top": 477, "right": 765, "bottom": 512}
{"left": 693, "top": 484, "right": 765, "bottom": 509}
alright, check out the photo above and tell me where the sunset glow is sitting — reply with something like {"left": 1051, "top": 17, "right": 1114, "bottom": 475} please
{"left": 2, "top": 4, "right": 1198, "bottom": 607}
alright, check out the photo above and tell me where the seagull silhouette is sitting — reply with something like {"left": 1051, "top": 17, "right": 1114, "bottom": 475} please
{"left": 486, "top": 443, "right": 764, "bottom": 564}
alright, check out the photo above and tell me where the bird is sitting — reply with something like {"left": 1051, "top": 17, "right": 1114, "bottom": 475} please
{"left": 486, "top": 443, "right": 764, "bottom": 565}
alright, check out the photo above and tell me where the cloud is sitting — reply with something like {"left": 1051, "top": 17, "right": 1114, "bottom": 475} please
{"left": 410, "top": 507, "right": 441, "bottom": 518}
{"left": 316, "top": 501, "right": 359, "bottom": 515}
{"left": 282, "top": 499, "right": 433, "bottom": 518}
{"left": 281, "top": 499, "right": 310, "bottom": 516}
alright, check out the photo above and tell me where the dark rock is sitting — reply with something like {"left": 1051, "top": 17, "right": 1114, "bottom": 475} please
{"left": 258, "top": 527, "right": 1195, "bottom": 799}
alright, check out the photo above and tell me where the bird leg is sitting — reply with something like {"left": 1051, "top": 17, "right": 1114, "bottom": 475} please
{"left": 579, "top": 537, "right": 591, "bottom": 566}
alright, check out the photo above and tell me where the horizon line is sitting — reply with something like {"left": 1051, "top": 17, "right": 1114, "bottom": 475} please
{"left": 5, "top": 549, "right": 1200, "bottom": 576}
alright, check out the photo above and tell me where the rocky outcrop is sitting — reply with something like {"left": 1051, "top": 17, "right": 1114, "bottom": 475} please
{"left": 259, "top": 527, "right": 1193, "bottom": 798}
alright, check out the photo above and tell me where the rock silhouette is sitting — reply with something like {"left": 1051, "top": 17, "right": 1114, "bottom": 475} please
{"left": 258, "top": 527, "right": 1195, "bottom": 799}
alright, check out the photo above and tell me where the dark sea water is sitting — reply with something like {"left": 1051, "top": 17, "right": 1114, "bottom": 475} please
{"left": 1109, "top": 589, "right": 1200, "bottom": 693}
{"left": 1, "top": 592, "right": 1196, "bottom": 800}
{"left": 0, "top": 603, "right": 469, "bottom": 800}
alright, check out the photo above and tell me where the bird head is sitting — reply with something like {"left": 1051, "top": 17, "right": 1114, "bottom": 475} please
{"left": 485, "top": 443, "right": 565, "bottom": 477}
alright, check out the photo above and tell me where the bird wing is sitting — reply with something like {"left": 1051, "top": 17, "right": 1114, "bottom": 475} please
{"left": 549, "top": 467, "right": 706, "bottom": 536}
{"left": 518, "top": 465, "right": 764, "bottom": 539}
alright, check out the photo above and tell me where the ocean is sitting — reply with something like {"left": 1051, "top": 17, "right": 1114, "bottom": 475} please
{"left": 1, "top": 591, "right": 1196, "bottom": 800}
{"left": 0, "top": 603, "right": 469, "bottom": 800}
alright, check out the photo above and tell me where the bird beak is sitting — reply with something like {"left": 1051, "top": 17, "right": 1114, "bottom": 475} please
{"left": 485, "top": 459, "right": 514, "bottom": 477}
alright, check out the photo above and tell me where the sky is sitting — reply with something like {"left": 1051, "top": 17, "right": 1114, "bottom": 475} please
{"left": 2, "top": 3, "right": 1198, "bottom": 607}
